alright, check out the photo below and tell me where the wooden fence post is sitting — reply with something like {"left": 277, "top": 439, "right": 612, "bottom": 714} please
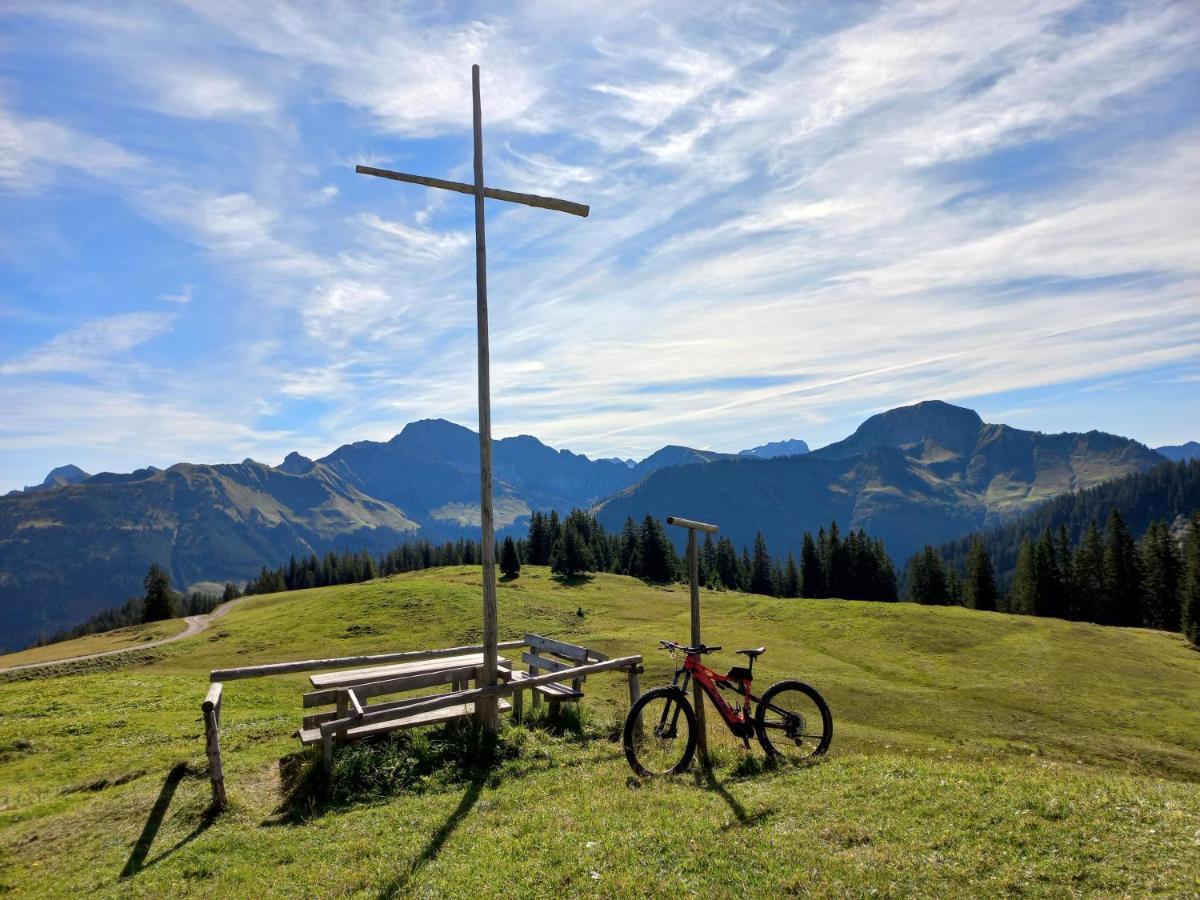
{"left": 202, "top": 682, "right": 227, "bottom": 810}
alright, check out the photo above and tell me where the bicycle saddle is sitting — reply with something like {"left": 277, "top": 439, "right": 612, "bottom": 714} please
{"left": 736, "top": 646, "right": 766, "bottom": 658}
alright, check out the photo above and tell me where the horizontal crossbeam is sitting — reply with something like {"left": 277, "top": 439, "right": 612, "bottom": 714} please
{"left": 355, "top": 165, "right": 589, "bottom": 218}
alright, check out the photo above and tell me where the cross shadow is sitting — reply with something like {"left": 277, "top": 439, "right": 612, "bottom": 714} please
{"left": 119, "top": 762, "right": 219, "bottom": 878}
{"left": 376, "top": 776, "right": 484, "bottom": 898}
{"left": 694, "top": 765, "right": 777, "bottom": 830}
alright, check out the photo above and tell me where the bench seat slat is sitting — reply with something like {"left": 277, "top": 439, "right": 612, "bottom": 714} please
{"left": 298, "top": 698, "right": 513, "bottom": 745}
{"left": 535, "top": 683, "right": 583, "bottom": 699}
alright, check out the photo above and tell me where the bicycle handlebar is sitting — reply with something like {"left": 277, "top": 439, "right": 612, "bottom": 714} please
{"left": 659, "top": 639, "right": 721, "bottom": 655}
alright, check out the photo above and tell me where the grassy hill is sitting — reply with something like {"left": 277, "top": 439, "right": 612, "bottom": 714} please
{"left": 1, "top": 567, "right": 1198, "bottom": 896}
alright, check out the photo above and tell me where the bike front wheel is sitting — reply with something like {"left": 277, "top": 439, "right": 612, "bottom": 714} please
{"left": 755, "top": 680, "right": 833, "bottom": 761}
{"left": 623, "top": 686, "right": 698, "bottom": 777}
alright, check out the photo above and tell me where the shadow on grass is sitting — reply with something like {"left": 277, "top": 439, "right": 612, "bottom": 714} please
{"left": 119, "top": 762, "right": 219, "bottom": 879}
{"left": 376, "top": 776, "right": 484, "bottom": 898}
{"left": 550, "top": 573, "right": 594, "bottom": 587}
{"left": 266, "top": 711, "right": 600, "bottom": 827}
{"left": 694, "top": 762, "right": 778, "bottom": 830}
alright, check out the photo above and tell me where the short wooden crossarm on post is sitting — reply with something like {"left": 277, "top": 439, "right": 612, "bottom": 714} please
{"left": 201, "top": 682, "right": 226, "bottom": 810}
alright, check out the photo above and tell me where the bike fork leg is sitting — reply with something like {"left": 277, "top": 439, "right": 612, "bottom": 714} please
{"left": 667, "top": 671, "right": 691, "bottom": 734}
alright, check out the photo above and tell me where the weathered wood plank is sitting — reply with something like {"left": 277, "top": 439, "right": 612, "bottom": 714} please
{"left": 303, "top": 692, "right": 449, "bottom": 729}
{"left": 354, "top": 166, "right": 590, "bottom": 218}
{"left": 309, "top": 655, "right": 510, "bottom": 689}
{"left": 210, "top": 640, "right": 524, "bottom": 682}
{"left": 522, "top": 652, "right": 575, "bottom": 674}
{"left": 319, "top": 655, "right": 641, "bottom": 736}
{"left": 300, "top": 699, "right": 513, "bottom": 746}
{"left": 336, "top": 665, "right": 480, "bottom": 701}
{"left": 524, "top": 633, "right": 594, "bottom": 662}
{"left": 535, "top": 682, "right": 583, "bottom": 699}
{"left": 666, "top": 515, "right": 719, "bottom": 533}
{"left": 202, "top": 682, "right": 223, "bottom": 718}
{"left": 201, "top": 687, "right": 226, "bottom": 810}
{"left": 303, "top": 688, "right": 338, "bottom": 709}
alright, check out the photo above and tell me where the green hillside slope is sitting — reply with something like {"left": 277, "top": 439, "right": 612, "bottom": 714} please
{"left": 1, "top": 568, "right": 1198, "bottom": 897}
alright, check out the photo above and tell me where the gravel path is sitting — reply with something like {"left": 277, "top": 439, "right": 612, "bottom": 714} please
{"left": 0, "top": 595, "right": 251, "bottom": 675}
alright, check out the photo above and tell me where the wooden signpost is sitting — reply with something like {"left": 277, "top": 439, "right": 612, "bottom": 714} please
{"left": 666, "top": 515, "right": 719, "bottom": 762}
{"left": 356, "top": 65, "right": 588, "bottom": 732}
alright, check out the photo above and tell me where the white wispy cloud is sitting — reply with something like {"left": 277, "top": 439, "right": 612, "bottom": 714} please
{"left": 1, "top": 0, "right": 1198, "bottom": 487}
{"left": 0, "top": 312, "right": 175, "bottom": 376}
{"left": 153, "top": 68, "right": 277, "bottom": 120}
{"left": 0, "top": 103, "right": 142, "bottom": 190}
{"left": 159, "top": 285, "right": 193, "bottom": 304}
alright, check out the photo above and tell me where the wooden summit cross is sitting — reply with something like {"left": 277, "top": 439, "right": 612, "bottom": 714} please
{"left": 356, "top": 65, "right": 589, "bottom": 733}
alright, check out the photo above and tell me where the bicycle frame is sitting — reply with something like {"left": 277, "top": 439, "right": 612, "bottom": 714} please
{"left": 667, "top": 650, "right": 761, "bottom": 737}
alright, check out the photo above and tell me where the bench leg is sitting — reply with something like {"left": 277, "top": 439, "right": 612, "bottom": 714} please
{"left": 512, "top": 686, "right": 523, "bottom": 723}
{"left": 549, "top": 699, "right": 561, "bottom": 718}
{"left": 321, "top": 732, "right": 333, "bottom": 769}
{"left": 529, "top": 668, "right": 541, "bottom": 708}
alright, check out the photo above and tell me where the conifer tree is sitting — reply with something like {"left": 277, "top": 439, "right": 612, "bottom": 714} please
{"left": 552, "top": 518, "right": 594, "bottom": 577}
{"left": 142, "top": 563, "right": 176, "bottom": 622}
{"left": 1181, "top": 512, "right": 1200, "bottom": 646}
{"left": 1139, "top": 520, "right": 1180, "bottom": 630}
{"left": 800, "top": 532, "right": 824, "bottom": 598}
{"left": 1010, "top": 537, "right": 1037, "bottom": 614}
{"left": 1071, "top": 518, "right": 1105, "bottom": 622}
{"left": 1102, "top": 508, "right": 1142, "bottom": 626}
{"left": 824, "top": 521, "right": 843, "bottom": 597}
{"left": 750, "top": 531, "right": 773, "bottom": 596}
{"left": 500, "top": 535, "right": 522, "bottom": 578}
{"left": 618, "top": 517, "right": 640, "bottom": 576}
{"left": 1034, "top": 528, "right": 1064, "bottom": 618}
{"left": 873, "top": 539, "right": 900, "bottom": 602}
{"left": 906, "top": 546, "right": 949, "bottom": 604}
{"left": 784, "top": 551, "right": 800, "bottom": 599}
{"left": 964, "top": 537, "right": 997, "bottom": 611}
{"left": 1055, "top": 525, "right": 1074, "bottom": 613}
{"left": 639, "top": 515, "right": 675, "bottom": 583}
{"left": 701, "top": 534, "right": 718, "bottom": 587}
{"left": 527, "top": 513, "right": 552, "bottom": 566}
{"left": 715, "top": 536, "right": 741, "bottom": 589}
{"left": 221, "top": 582, "right": 239, "bottom": 604}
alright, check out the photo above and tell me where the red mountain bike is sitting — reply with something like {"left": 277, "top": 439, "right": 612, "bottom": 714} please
{"left": 623, "top": 640, "right": 833, "bottom": 776}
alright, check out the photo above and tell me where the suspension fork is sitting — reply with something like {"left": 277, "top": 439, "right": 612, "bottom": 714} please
{"left": 663, "top": 667, "right": 692, "bottom": 733}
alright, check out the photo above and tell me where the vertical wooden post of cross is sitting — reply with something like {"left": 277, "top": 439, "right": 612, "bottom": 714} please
{"left": 470, "top": 65, "right": 500, "bottom": 733}
{"left": 667, "top": 515, "right": 719, "bottom": 765}
{"left": 355, "top": 66, "right": 589, "bottom": 734}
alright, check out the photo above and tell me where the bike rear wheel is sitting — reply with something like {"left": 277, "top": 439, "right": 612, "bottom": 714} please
{"left": 755, "top": 680, "right": 833, "bottom": 761}
{"left": 623, "top": 686, "right": 698, "bottom": 776}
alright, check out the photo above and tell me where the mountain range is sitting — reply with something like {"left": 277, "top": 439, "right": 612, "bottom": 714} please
{"left": 0, "top": 401, "right": 1176, "bottom": 650}
{"left": 1155, "top": 441, "right": 1200, "bottom": 462}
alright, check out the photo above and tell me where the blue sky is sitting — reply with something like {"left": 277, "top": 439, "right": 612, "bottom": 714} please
{"left": 1, "top": 0, "right": 1198, "bottom": 491}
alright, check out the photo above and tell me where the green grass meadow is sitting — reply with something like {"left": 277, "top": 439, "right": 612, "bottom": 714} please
{"left": 1, "top": 566, "right": 1198, "bottom": 896}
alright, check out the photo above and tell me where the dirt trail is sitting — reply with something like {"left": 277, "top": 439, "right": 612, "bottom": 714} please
{"left": 0, "top": 595, "right": 251, "bottom": 675}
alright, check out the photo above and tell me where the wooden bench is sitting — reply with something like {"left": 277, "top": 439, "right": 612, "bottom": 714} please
{"left": 510, "top": 633, "right": 608, "bottom": 718}
{"left": 301, "top": 658, "right": 513, "bottom": 764}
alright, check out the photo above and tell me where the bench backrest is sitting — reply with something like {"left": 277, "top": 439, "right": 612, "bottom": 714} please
{"left": 523, "top": 633, "right": 607, "bottom": 684}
